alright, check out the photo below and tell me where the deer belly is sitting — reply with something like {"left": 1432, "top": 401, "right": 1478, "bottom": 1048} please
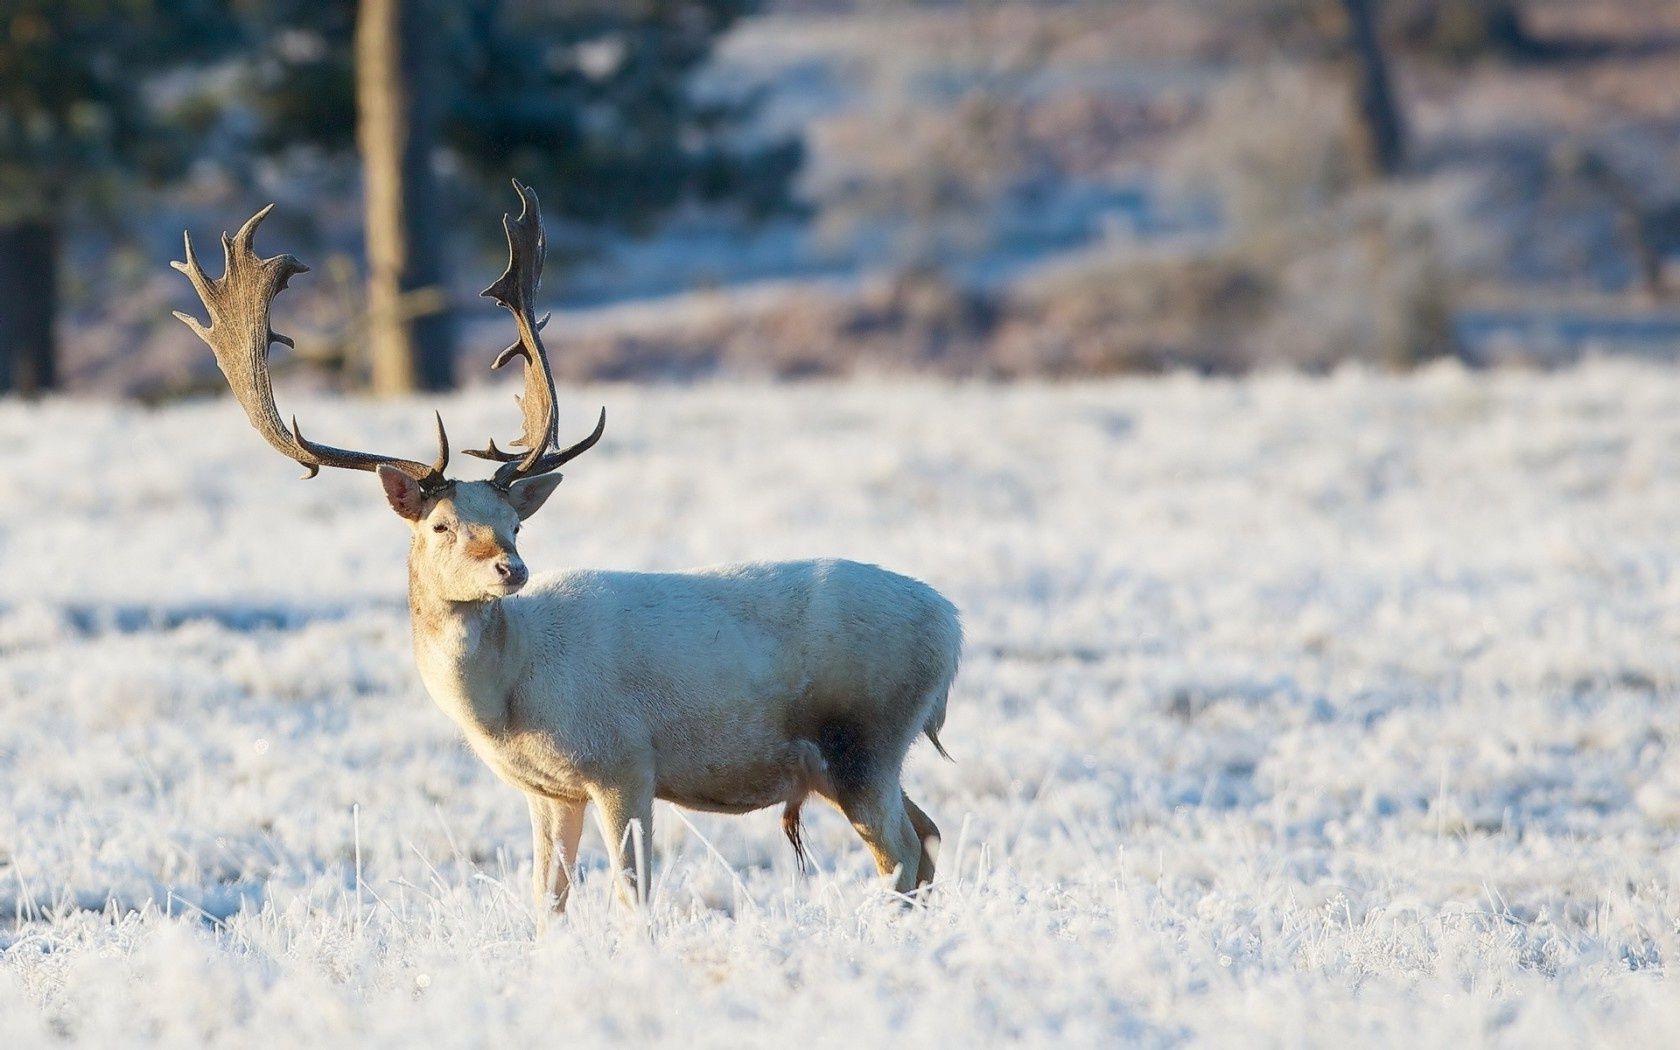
{"left": 655, "top": 740, "right": 827, "bottom": 815}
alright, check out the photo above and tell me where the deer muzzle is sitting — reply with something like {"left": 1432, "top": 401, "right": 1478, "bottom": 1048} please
{"left": 494, "top": 558, "right": 529, "bottom": 591}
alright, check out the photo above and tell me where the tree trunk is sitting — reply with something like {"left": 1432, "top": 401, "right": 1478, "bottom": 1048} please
{"left": 0, "top": 220, "right": 59, "bottom": 397}
{"left": 1615, "top": 207, "right": 1668, "bottom": 303}
{"left": 357, "top": 0, "right": 454, "bottom": 395}
{"left": 1340, "top": 0, "right": 1407, "bottom": 180}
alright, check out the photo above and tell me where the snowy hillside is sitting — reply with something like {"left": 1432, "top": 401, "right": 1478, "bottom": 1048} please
{"left": 1, "top": 364, "right": 1678, "bottom": 1045}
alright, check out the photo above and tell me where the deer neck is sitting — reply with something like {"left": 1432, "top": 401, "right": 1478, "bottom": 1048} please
{"left": 406, "top": 555, "right": 521, "bottom": 736}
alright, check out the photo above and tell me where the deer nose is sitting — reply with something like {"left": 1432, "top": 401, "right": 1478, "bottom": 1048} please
{"left": 495, "top": 559, "right": 527, "bottom": 587}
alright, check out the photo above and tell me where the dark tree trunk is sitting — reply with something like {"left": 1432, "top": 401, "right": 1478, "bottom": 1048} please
{"left": 0, "top": 220, "right": 59, "bottom": 397}
{"left": 1615, "top": 205, "right": 1669, "bottom": 302}
{"left": 357, "top": 0, "right": 454, "bottom": 395}
{"left": 1341, "top": 0, "right": 1408, "bottom": 180}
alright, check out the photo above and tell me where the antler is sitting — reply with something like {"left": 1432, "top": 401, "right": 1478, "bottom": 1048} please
{"left": 173, "top": 207, "right": 449, "bottom": 486}
{"left": 464, "top": 180, "right": 605, "bottom": 487}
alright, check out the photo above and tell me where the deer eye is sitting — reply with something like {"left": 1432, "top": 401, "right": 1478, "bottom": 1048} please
{"left": 431, "top": 522, "right": 451, "bottom": 534}
{"left": 514, "top": 525, "right": 521, "bottom": 535}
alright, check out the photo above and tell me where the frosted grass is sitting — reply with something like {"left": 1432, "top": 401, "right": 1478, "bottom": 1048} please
{"left": 1, "top": 362, "right": 1677, "bottom": 1045}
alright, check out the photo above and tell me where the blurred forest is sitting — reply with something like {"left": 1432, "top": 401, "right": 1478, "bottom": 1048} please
{"left": 2, "top": 0, "right": 1679, "bottom": 397}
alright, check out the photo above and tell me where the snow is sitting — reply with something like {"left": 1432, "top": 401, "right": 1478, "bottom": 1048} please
{"left": 1, "top": 362, "right": 1678, "bottom": 1045}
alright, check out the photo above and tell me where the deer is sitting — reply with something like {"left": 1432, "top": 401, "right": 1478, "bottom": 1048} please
{"left": 172, "top": 181, "right": 961, "bottom": 915}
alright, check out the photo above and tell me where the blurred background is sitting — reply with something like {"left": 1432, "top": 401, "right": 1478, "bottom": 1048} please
{"left": 2, "top": 0, "right": 1678, "bottom": 400}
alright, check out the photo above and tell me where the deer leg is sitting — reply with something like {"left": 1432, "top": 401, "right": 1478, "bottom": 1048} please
{"left": 590, "top": 777, "right": 655, "bottom": 908}
{"left": 528, "top": 795, "right": 555, "bottom": 915}
{"left": 528, "top": 795, "right": 586, "bottom": 918}
{"left": 834, "top": 781, "right": 923, "bottom": 897}
{"left": 813, "top": 718, "right": 923, "bottom": 897}
{"left": 902, "top": 793, "right": 941, "bottom": 888}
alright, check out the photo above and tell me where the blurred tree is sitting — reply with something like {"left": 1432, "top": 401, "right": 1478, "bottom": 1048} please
{"left": 1332, "top": 0, "right": 1463, "bottom": 368}
{"left": 246, "top": 0, "right": 804, "bottom": 392}
{"left": 357, "top": 0, "right": 453, "bottom": 393}
{"left": 0, "top": 0, "right": 238, "bottom": 396}
{"left": 1338, "top": 0, "right": 1406, "bottom": 179}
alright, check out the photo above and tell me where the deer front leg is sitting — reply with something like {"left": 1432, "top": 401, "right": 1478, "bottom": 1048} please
{"left": 589, "top": 775, "right": 655, "bottom": 908}
{"left": 527, "top": 795, "right": 587, "bottom": 918}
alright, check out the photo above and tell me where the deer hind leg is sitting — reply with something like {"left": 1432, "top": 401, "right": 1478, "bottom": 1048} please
{"left": 815, "top": 718, "right": 922, "bottom": 896}
{"left": 826, "top": 783, "right": 919, "bottom": 896}
{"left": 902, "top": 794, "right": 940, "bottom": 888}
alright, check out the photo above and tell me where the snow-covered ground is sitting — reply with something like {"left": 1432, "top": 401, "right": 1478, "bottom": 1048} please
{"left": 2, "top": 363, "right": 1678, "bottom": 1045}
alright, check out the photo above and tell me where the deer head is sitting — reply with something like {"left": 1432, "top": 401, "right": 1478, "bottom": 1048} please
{"left": 174, "top": 180, "right": 604, "bottom": 602}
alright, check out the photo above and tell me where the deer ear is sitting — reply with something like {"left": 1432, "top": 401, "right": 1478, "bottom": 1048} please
{"left": 506, "top": 474, "right": 563, "bottom": 520}
{"left": 378, "top": 465, "right": 425, "bottom": 521}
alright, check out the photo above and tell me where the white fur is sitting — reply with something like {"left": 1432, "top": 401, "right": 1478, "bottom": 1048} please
{"left": 382, "top": 473, "right": 961, "bottom": 912}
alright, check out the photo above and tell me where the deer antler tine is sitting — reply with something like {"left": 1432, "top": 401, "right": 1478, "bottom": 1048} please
{"left": 290, "top": 415, "right": 323, "bottom": 479}
{"left": 432, "top": 410, "right": 450, "bottom": 477}
{"left": 462, "top": 438, "right": 518, "bottom": 462}
{"left": 175, "top": 206, "right": 448, "bottom": 488}
{"left": 489, "top": 315, "right": 550, "bottom": 371}
{"left": 171, "top": 231, "right": 211, "bottom": 302}
{"left": 232, "top": 204, "right": 280, "bottom": 254}
{"left": 170, "top": 307, "right": 207, "bottom": 344}
{"left": 172, "top": 232, "right": 231, "bottom": 349}
{"left": 543, "top": 405, "right": 606, "bottom": 468}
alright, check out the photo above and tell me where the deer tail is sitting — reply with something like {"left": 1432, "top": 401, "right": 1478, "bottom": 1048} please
{"left": 782, "top": 798, "right": 811, "bottom": 875}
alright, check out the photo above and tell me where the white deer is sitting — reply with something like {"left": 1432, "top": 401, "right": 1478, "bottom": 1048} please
{"left": 173, "top": 182, "right": 961, "bottom": 913}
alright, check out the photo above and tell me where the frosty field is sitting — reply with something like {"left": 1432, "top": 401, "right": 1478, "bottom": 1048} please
{"left": 1, "top": 363, "right": 1678, "bottom": 1046}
